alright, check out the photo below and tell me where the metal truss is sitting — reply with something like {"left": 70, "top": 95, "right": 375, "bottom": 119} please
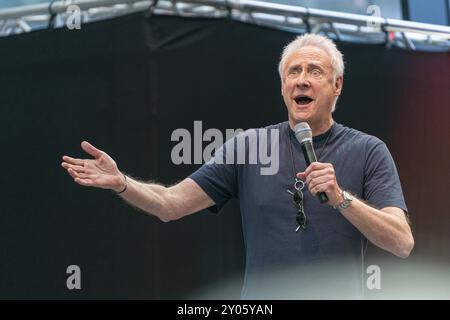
{"left": 0, "top": 0, "right": 449, "bottom": 51}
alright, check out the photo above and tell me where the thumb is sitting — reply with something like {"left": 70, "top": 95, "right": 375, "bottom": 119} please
{"left": 81, "top": 141, "right": 103, "bottom": 159}
{"left": 296, "top": 172, "right": 306, "bottom": 180}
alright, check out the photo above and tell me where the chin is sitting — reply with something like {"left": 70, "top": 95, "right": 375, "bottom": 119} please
{"left": 291, "top": 111, "right": 311, "bottom": 122}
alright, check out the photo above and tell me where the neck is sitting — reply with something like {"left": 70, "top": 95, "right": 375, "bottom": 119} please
{"left": 289, "top": 118, "right": 334, "bottom": 136}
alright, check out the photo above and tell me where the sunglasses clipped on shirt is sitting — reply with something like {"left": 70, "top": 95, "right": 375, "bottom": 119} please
{"left": 286, "top": 179, "right": 306, "bottom": 232}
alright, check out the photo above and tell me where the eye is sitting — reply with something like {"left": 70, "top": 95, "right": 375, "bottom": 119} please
{"left": 311, "top": 69, "right": 322, "bottom": 77}
{"left": 287, "top": 67, "right": 300, "bottom": 78}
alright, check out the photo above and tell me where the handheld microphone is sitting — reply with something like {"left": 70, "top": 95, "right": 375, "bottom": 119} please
{"left": 294, "top": 122, "right": 329, "bottom": 203}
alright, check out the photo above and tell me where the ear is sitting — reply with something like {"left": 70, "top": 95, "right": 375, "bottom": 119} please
{"left": 334, "top": 76, "right": 343, "bottom": 97}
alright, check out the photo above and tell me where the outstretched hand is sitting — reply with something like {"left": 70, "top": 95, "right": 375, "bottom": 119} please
{"left": 61, "top": 141, "right": 124, "bottom": 192}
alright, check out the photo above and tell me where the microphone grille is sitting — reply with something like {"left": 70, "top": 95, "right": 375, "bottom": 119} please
{"left": 294, "top": 122, "right": 312, "bottom": 142}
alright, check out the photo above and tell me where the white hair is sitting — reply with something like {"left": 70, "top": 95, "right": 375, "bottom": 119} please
{"left": 278, "top": 33, "right": 345, "bottom": 111}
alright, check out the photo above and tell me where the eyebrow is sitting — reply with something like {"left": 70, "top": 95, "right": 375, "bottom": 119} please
{"left": 288, "top": 63, "right": 326, "bottom": 72}
{"left": 308, "top": 63, "right": 325, "bottom": 71}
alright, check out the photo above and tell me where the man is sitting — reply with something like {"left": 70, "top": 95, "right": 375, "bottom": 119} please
{"left": 62, "top": 34, "right": 414, "bottom": 299}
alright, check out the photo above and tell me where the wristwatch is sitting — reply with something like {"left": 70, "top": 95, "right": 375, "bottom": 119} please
{"left": 334, "top": 190, "right": 353, "bottom": 210}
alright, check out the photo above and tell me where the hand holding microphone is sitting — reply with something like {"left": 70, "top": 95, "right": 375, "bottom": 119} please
{"left": 294, "top": 122, "right": 343, "bottom": 205}
{"left": 294, "top": 122, "right": 328, "bottom": 203}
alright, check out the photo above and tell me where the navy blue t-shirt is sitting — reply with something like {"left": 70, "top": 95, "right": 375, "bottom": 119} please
{"left": 189, "top": 121, "right": 407, "bottom": 299}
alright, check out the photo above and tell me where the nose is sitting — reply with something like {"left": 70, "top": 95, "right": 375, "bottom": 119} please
{"left": 296, "top": 71, "right": 311, "bottom": 89}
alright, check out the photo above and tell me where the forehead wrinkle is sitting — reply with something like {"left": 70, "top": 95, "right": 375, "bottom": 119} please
{"left": 285, "top": 48, "right": 333, "bottom": 71}
{"left": 288, "top": 62, "right": 326, "bottom": 70}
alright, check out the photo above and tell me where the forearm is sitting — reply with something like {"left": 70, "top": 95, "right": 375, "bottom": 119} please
{"left": 115, "top": 174, "right": 172, "bottom": 222}
{"left": 339, "top": 196, "right": 413, "bottom": 258}
{"left": 62, "top": 143, "right": 206, "bottom": 221}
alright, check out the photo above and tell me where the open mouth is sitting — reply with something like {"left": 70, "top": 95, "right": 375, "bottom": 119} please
{"left": 294, "top": 95, "right": 314, "bottom": 105}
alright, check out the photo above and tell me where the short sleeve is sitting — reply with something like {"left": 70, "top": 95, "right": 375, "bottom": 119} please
{"left": 189, "top": 140, "right": 238, "bottom": 213}
{"left": 363, "top": 140, "right": 408, "bottom": 213}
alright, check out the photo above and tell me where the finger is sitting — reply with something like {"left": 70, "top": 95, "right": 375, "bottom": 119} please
{"left": 296, "top": 172, "right": 306, "bottom": 180}
{"left": 310, "top": 181, "right": 331, "bottom": 196}
{"left": 62, "top": 155, "right": 84, "bottom": 166}
{"left": 68, "top": 168, "right": 93, "bottom": 181}
{"left": 81, "top": 141, "right": 103, "bottom": 159}
{"left": 305, "top": 162, "right": 329, "bottom": 176}
{"left": 74, "top": 177, "right": 95, "bottom": 187}
{"left": 62, "top": 162, "right": 84, "bottom": 173}
{"left": 306, "top": 168, "right": 333, "bottom": 185}
{"left": 308, "top": 174, "right": 333, "bottom": 191}
{"left": 67, "top": 168, "right": 81, "bottom": 179}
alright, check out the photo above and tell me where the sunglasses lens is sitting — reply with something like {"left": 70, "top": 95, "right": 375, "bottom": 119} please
{"left": 290, "top": 190, "right": 306, "bottom": 230}
{"left": 296, "top": 212, "right": 305, "bottom": 226}
{"left": 293, "top": 190, "right": 302, "bottom": 202}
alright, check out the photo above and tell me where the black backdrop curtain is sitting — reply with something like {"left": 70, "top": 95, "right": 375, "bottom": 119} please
{"left": 0, "top": 13, "right": 449, "bottom": 299}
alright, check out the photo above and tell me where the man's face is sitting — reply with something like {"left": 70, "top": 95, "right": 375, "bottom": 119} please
{"left": 281, "top": 46, "right": 343, "bottom": 128}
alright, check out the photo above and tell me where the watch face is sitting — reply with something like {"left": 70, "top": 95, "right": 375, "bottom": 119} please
{"left": 343, "top": 191, "right": 352, "bottom": 201}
